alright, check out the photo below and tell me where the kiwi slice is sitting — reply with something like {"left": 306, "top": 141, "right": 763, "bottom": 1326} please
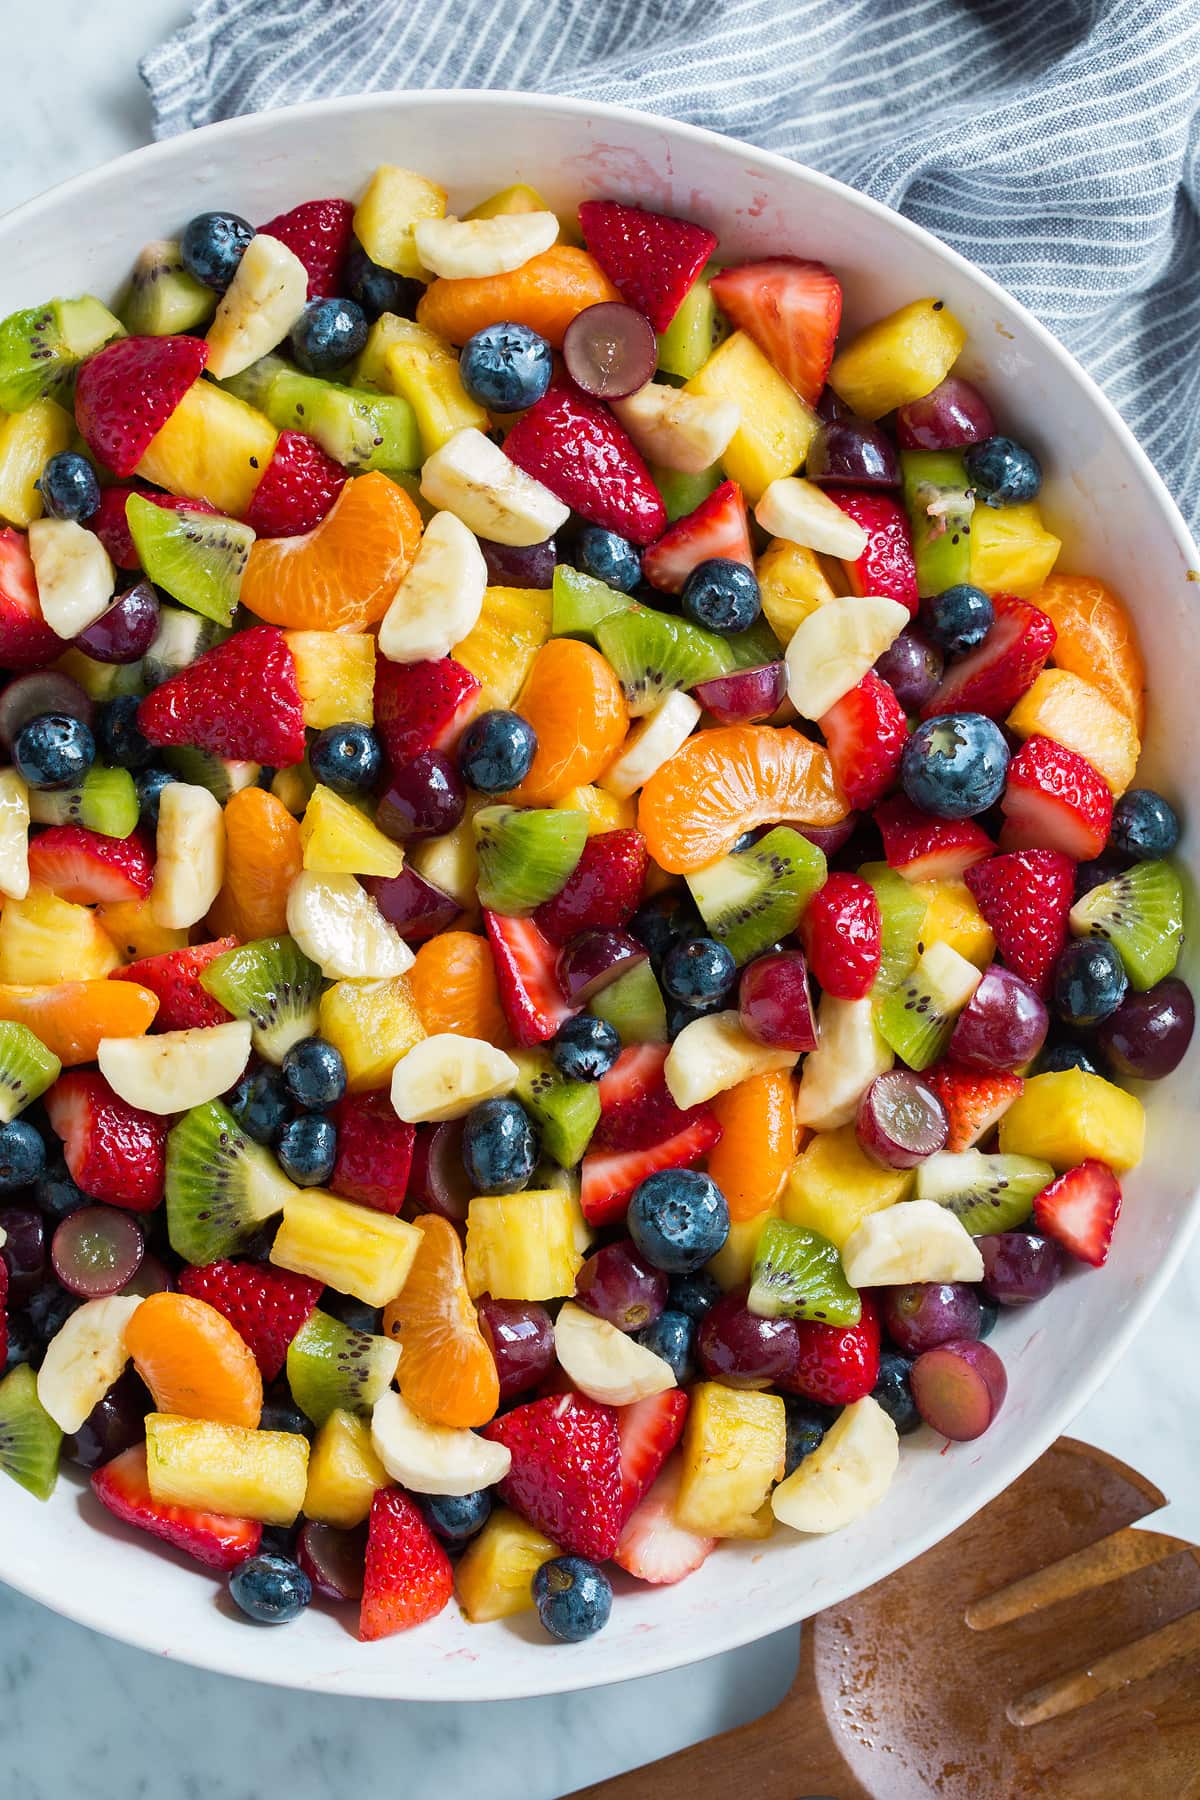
{"left": 513, "top": 1049, "right": 600, "bottom": 1167}
{"left": 656, "top": 266, "right": 727, "bottom": 380}
{"left": 725, "top": 615, "right": 784, "bottom": 671}
{"left": 861, "top": 861, "right": 928, "bottom": 997}
{"left": 0, "top": 1364, "right": 62, "bottom": 1501}
{"left": 915, "top": 1149, "right": 1056, "bottom": 1235}
{"left": 261, "top": 368, "right": 421, "bottom": 474}
{"left": 163, "top": 746, "right": 262, "bottom": 803}
{"left": 125, "top": 493, "right": 252, "bottom": 628}
{"left": 220, "top": 351, "right": 296, "bottom": 412}
{"left": 199, "top": 936, "right": 323, "bottom": 1064}
{"left": 748, "top": 1219, "right": 861, "bottom": 1325}
{"left": 473, "top": 805, "right": 588, "bottom": 915}
{"left": 876, "top": 940, "right": 982, "bottom": 1071}
{"left": 901, "top": 450, "right": 975, "bottom": 598}
{"left": 1068, "top": 860, "right": 1184, "bottom": 991}
{"left": 588, "top": 958, "right": 669, "bottom": 1045}
{"left": 596, "top": 605, "right": 734, "bottom": 716}
{"left": 0, "top": 1021, "right": 61, "bottom": 1125}
{"left": 120, "top": 240, "right": 217, "bottom": 337}
{"left": 687, "top": 826, "right": 827, "bottom": 965}
{"left": 650, "top": 462, "right": 722, "bottom": 523}
{"left": 272, "top": 761, "right": 317, "bottom": 816}
{"left": 286, "top": 1309, "right": 400, "bottom": 1427}
{"left": 551, "top": 565, "right": 635, "bottom": 639}
{"left": 0, "top": 295, "right": 123, "bottom": 413}
{"left": 28, "top": 765, "right": 139, "bottom": 838}
{"left": 166, "top": 1098, "right": 296, "bottom": 1264}
{"left": 142, "top": 604, "right": 232, "bottom": 689}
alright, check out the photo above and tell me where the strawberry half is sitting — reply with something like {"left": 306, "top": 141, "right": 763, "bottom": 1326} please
{"left": 74, "top": 334, "right": 209, "bottom": 478}
{"left": 1000, "top": 734, "right": 1113, "bottom": 861}
{"left": 27, "top": 824, "right": 153, "bottom": 903}
{"left": 177, "top": 1258, "right": 323, "bottom": 1380}
{"left": 615, "top": 1457, "right": 715, "bottom": 1586}
{"left": 617, "top": 1388, "right": 689, "bottom": 1518}
{"left": 90, "top": 485, "right": 218, "bottom": 570}
{"left": 786, "top": 1292, "right": 881, "bottom": 1406}
{"left": 45, "top": 1071, "right": 167, "bottom": 1211}
{"left": 578, "top": 200, "right": 718, "bottom": 333}
{"left": 922, "top": 593, "right": 1056, "bottom": 720}
{"left": 504, "top": 384, "right": 666, "bottom": 546}
{"left": 802, "top": 872, "right": 882, "bottom": 1000}
{"left": 481, "top": 1391, "right": 625, "bottom": 1560}
{"left": 709, "top": 258, "right": 842, "bottom": 405}
{"left": 92, "top": 1444, "right": 262, "bottom": 1570}
{"left": 964, "top": 848, "right": 1075, "bottom": 996}
{"left": 580, "top": 1113, "right": 722, "bottom": 1227}
{"left": 359, "top": 1486, "right": 454, "bottom": 1641}
{"left": 924, "top": 1061, "right": 1023, "bottom": 1152}
{"left": 484, "top": 910, "right": 576, "bottom": 1046}
{"left": 0, "top": 528, "right": 64, "bottom": 669}
{"left": 874, "top": 794, "right": 994, "bottom": 883}
{"left": 826, "top": 489, "right": 919, "bottom": 614}
{"left": 373, "top": 655, "right": 480, "bottom": 768}
{"left": 1033, "top": 1159, "right": 1122, "bottom": 1267}
{"left": 595, "top": 1043, "right": 670, "bottom": 1144}
{"left": 242, "top": 430, "right": 347, "bottom": 538}
{"left": 257, "top": 198, "right": 355, "bottom": 299}
{"left": 137, "top": 623, "right": 305, "bottom": 766}
{"left": 111, "top": 939, "right": 237, "bottom": 1032}
{"left": 820, "top": 671, "right": 908, "bottom": 812}
{"left": 330, "top": 1091, "right": 415, "bottom": 1215}
{"left": 532, "top": 828, "right": 648, "bottom": 946}
{"left": 641, "top": 479, "right": 752, "bottom": 595}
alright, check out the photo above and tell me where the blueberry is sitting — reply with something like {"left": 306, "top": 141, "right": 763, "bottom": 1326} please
{"left": 551, "top": 1015, "right": 620, "bottom": 1083}
{"left": 784, "top": 1397, "right": 837, "bottom": 1474}
{"left": 258, "top": 1389, "right": 315, "bottom": 1439}
{"left": 281, "top": 1036, "right": 347, "bottom": 1113}
{"left": 921, "top": 584, "right": 993, "bottom": 657}
{"left": 228, "top": 1552, "right": 312, "bottom": 1625}
{"left": 630, "top": 891, "right": 701, "bottom": 967}
{"left": 667, "top": 1269, "right": 721, "bottom": 1322}
{"left": 228, "top": 1066, "right": 291, "bottom": 1146}
{"left": 321, "top": 1291, "right": 382, "bottom": 1334}
{"left": 345, "top": 243, "right": 422, "bottom": 321}
{"left": 667, "top": 997, "right": 726, "bottom": 1039}
{"left": 290, "top": 298, "right": 369, "bottom": 375}
{"left": 1110, "top": 788, "right": 1180, "bottom": 861}
{"left": 37, "top": 451, "right": 100, "bottom": 523}
{"left": 637, "top": 1309, "right": 695, "bottom": 1384}
{"left": 26, "top": 1282, "right": 78, "bottom": 1347}
{"left": 533, "top": 1555, "right": 612, "bottom": 1642}
{"left": 0, "top": 1120, "right": 45, "bottom": 1192}
{"left": 964, "top": 435, "right": 1042, "bottom": 506}
{"left": 976, "top": 1292, "right": 1000, "bottom": 1340}
{"left": 1037, "top": 1038, "right": 1103, "bottom": 1076}
{"left": 276, "top": 1115, "right": 337, "bottom": 1186}
{"left": 95, "top": 695, "right": 153, "bottom": 771}
{"left": 258, "top": 1524, "right": 300, "bottom": 1560}
{"left": 419, "top": 1489, "right": 492, "bottom": 1544}
{"left": 661, "top": 936, "right": 736, "bottom": 1006}
{"left": 459, "top": 323, "right": 553, "bottom": 412}
{"left": 180, "top": 211, "right": 255, "bottom": 291}
{"left": 458, "top": 709, "right": 538, "bottom": 793}
{"left": 872, "top": 1350, "right": 920, "bottom": 1435}
{"left": 13, "top": 713, "right": 95, "bottom": 790}
{"left": 1053, "top": 938, "right": 1127, "bottom": 1028}
{"left": 1076, "top": 852, "right": 1129, "bottom": 899}
{"left": 574, "top": 527, "right": 641, "bottom": 594}
{"left": 309, "top": 722, "right": 382, "bottom": 795}
{"left": 35, "top": 1159, "right": 89, "bottom": 1223}
{"left": 4, "top": 1311, "right": 36, "bottom": 1371}
{"left": 135, "top": 766, "right": 178, "bottom": 829}
{"left": 628, "top": 1168, "right": 729, "bottom": 1274}
{"left": 900, "top": 711, "right": 1009, "bottom": 820}
{"left": 460, "top": 1097, "right": 538, "bottom": 1195}
{"left": 680, "top": 557, "right": 762, "bottom": 634}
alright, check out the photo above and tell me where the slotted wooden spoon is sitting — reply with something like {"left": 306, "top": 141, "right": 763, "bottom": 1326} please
{"left": 572, "top": 1439, "right": 1200, "bottom": 1799}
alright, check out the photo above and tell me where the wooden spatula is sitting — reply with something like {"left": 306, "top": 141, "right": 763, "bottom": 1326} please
{"left": 572, "top": 1438, "right": 1200, "bottom": 1800}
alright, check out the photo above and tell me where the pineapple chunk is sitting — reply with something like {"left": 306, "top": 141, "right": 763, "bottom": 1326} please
{"left": 453, "top": 585, "right": 552, "bottom": 710}
{"left": 300, "top": 784, "right": 405, "bottom": 878}
{"left": 828, "top": 298, "right": 967, "bottom": 420}
{"left": 0, "top": 399, "right": 74, "bottom": 527}
{"left": 136, "top": 378, "right": 278, "bottom": 517}
{"left": 271, "top": 763, "right": 315, "bottom": 817}
{"left": 456, "top": 1504, "right": 561, "bottom": 1622}
{"left": 756, "top": 539, "right": 837, "bottom": 644}
{"left": 408, "top": 792, "right": 488, "bottom": 912}
{"left": 685, "top": 331, "right": 819, "bottom": 504}
{"left": 464, "top": 1188, "right": 584, "bottom": 1301}
{"left": 0, "top": 884, "right": 119, "bottom": 984}
{"left": 319, "top": 974, "right": 425, "bottom": 1093}
{"left": 557, "top": 783, "right": 637, "bottom": 834}
{"left": 998, "top": 1068, "right": 1145, "bottom": 1173}
{"left": 0, "top": 769, "right": 30, "bottom": 901}
{"left": 707, "top": 1200, "right": 777, "bottom": 1291}
{"left": 914, "top": 878, "right": 996, "bottom": 969}
{"left": 968, "top": 500, "right": 1061, "bottom": 597}
{"left": 354, "top": 165, "right": 447, "bottom": 279}
{"left": 96, "top": 897, "right": 188, "bottom": 962}
{"left": 783, "top": 1125, "right": 912, "bottom": 1247}
{"left": 272, "top": 1188, "right": 421, "bottom": 1306}
{"left": 384, "top": 338, "right": 488, "bottom": 457}
{"left": 675, "top": 1382, "right": 786, "bottom": 1540}
{"left": 1008, "top": 668, "right": 1139, "bottom": 797}
{"left": 285, "top": 631, "right": 376, "bottom": 729}
{"left": 144, "top": 1412, "right": 308, "bottom": 1525}
{"left": 303, "top": 1407, "right": 388, "bottom": 1527}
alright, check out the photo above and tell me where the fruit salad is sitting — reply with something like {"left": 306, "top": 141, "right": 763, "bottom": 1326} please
{"left": 0, "top": 168, "right": 1189, "bottom": 1648}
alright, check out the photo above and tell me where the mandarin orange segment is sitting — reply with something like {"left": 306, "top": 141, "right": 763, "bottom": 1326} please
{"left": 0, "top": 980, "right": 157, "bottom": 1065}
{"left": 382, "top": 1215, "right": 500, "bottom": 1429}
{"left": 509, "top": 637, "right": 628, "bottom": 806}
{"left": 240, "top": 471, "right": 422, "bottom": 631}
{"left": 410, "top": 930, "right": 510, "bottom": 1045}
{"left": 415, "top": 246, "right": 620, "bottom": 349}
{"left": 207, "top": 787, "right": 302, "bottom": 941}
{"left": 708, "top": 1070, "right": 798, "bottom": 1222}
{"left": 638, "top": 725, "right": 848, "bottom": 874}
{"left": 1033, "top": 573, "right": 1147, "bottom": 733}
{"left": 126, "top": 1291, "right": 263, "bottom": 1427}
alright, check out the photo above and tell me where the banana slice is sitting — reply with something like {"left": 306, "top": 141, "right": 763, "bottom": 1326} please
{"left": 36, "top": 1295, "right": 143, "bottom": 1434}
{"left": 390, "top": 1032, "right": 519, "bottom": 1123}
{"left": 413, "top": 211, "right": 559, "bottom": 280}
{"left": 795, "top": 994, "right": 893, "bottom": 1131}
{"left": 600, "top": 691, "right": 701, "bottom": 800}
{"left": 370, "top": 1388, "right": 512, "bottom": 1496}
{"left": 151, "top": 782, "right": 225, "bottom": 929}
{"left": 378, "top": 510, "right": 487, "bottom": 664}
{"left": 0, "top": 769, "right": 30, "bottom": 901}
{"left": 554, "top": 1301, "right": 676, "bottom": 1406}
{"left": 286, "top": 871, "right": 415, "bottom": 980}
{"left": 611, "top": 383, "right": 740, "bottom": 474}
{"left": 664, "top": 1010, "right": 798, "bottom": 1110}
{"left": 97, "top": 1019, "right": 253, "bottom": 1114}
{"left": 841, "top": 1199, "right": 984, "bottom": 1287}
{"left": 771, "top": 1396, "right": 899, "bottom": 1534}
{"left": 420, "top": 427, "right": 569, "bottom": 548}
{"left": 785, "top": 594, "right": 909, "bottom": 719}
{"left": 755, "top": 476, "right": 869, "bottom": 560}
{"left": 27, "top": 517, "right": 116, "bottom": 638}
{"left": 205, "top": 232, "right": 310, "bottom": 380}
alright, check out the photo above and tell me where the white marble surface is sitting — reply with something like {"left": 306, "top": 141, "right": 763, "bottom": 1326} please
{"left": 0, "top": 7, "right": 1196, "bottom": 1796}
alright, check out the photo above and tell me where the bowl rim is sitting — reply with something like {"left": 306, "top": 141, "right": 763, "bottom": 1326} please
{"left": 3, "top": 85, "right": 1199, "bottom": 1700}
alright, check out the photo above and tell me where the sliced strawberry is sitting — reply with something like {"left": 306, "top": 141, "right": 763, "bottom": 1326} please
{"left": 826, "top": 489, "right": 919, "bottom": 614}
{"left": 922, "top": 593, "right": 1056, "bottom": 720}
{"left": 90, "top": 485, "right": 218, "bottom": 571}
{"left": 359, "top": 1486, "right": 453, "bottom": 1641}
{"left": 74, "top": 334, "right": 209, "bottom": 478}
{"left": 532, "top": 828, "right": 648, "bottom": 946}
{"left": 26, "top": 824, "right": 153, "bottom": 903}
{"left": 615, "top": 1457, "right": 716, "bottom": 1585}
{"left": 786, "top": 1292, "right": 880, "bottom": 1407}
{"left": 177, "top": 1258, "right": 323, "bottom": 1380}
{"left": 594, "top": 1046, "right": 715, "bottom": 1153}
{"left": 802, "top": 872, "right": 882, "bottom": 1000}
{"left": 617, "top": 1388, "right": 689, "bottom": 1518}
{"left": 111, "top": 938, "right": 237, "bottom": 1032}
{"left": 45, "top": 1071, "right": 167, "bottom": 1211}
{"left": 924, "top": 1061, "right": 1023, "bottom": 1152}
{"left": 137, "top": 623, "right": 305, "bottom": 766}
{"left": 596, "top": 1043, "right": 669, "bottom": 1125}
{"left": 1033, "top": 1159, "right": 1121, "bottom": 1267}
{"left": 373, "top": 655, "right": 480, "bottom": 769}
{"left": 578, "top": 200, "right": 717, "bottom": 333}
{"left": 580, "top": 1113, "right": 722, "bottom": 1226}
{"left": 819, "top": 672, "right": 908, "bottom": 813}
{"left": 874, "top": 794, "right": 994, "bottom": 883}
{"left": 257, "top": 198, "right": 355, "bottom": 299}
{"left": 242, "top": 430, "right": 347, "bottom": 539}
{"left": 504, "top": 384, "right": 666, "bottom": 546}
{"left": 481, "top": 1391, "right": 624, "bottom": 1561}
{"left": 0, "top": 529, "right": 64, "bottom": 670}
{"left": 330, "top": 1091, "right": 415, "bottom": 1215}
{"left": 92, "top": 1444, "right": 262, "bottom": 1570}
{"left": 709, "top": 258, "right": 842, "bottom": 405}
{"left": 484, "top": 910, "right": 575, "bottom": 1046}
{"left": 641, "top": 479, "right": 752, "bottom": 595}
{"left": 999, "top": 735, "right": 1113, "bottom": 861}
{"left": 965, "top": 848, "right": 1074, "bottom": 996}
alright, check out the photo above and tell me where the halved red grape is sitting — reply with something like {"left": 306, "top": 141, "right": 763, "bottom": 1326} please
{"left": 74, "top": 580, "right": 160, "bottom": 663}
{"left": 0, "top": 1205, "right": 46, "bottom": 1303}
{"left": 874, "top": 629, "right": 943, "bottom": 712}
{"left": 51, "top": 1205, "right": 144, "bottom": 1298}
{"left": 691, "top": 662, "right": 788, "bottom": 724}
{"left": 795, "top": 815, "right": 859, "bottom": 859}
{"left": 475, "top": 1294, "right": 556, "bottom": 1400}
{"left": 575, "top": 1239, "right": 667, "bottom": 1333}
{"left": 61, "top": 1368, "right": 150, "bottom": 1469}
{"left": 856, "top": 1070, "right": 948, "bottom": 1169}
{"left": 363, "top": 866, "right": 463, "bottom": 943}
{"left": 978, "top": 1231, "right": 1063, "bottom": 1305}
{"left": 806, "top": 416, "right": 900, "bottom": 486}
{"left": 1097, "top": 976, "right": 1194, "bottom": 1080}
{"left": 0, "top": 672, "right": 94, "bottom": 752}
{"left": 478, "top": 536, "right": 556, "bottom": 590}
{"left": 297, "top": 1519, "right": 367, "bottom": 1601}
{"left": 910, "top": 1338, "right": 1007, "bottom": 1439}
{"left": 896, "top": 377, "right": 995, "bottom": 451}
{"left": 882, "top": 1281, "right": 982, "bottom": 1355}
{"left": 119, "top": 1251, "right": 174, "bottom": 1297}
{"left": 408, "top": 1119, "right": 473, "bottom": 1224}
{"left": 696, "top": 1287, "right": 800, "bottom": 1389}
{"left": 562, "top": 302, "right": 658, "bottom": 399}
{"left": 948, "top": 965, "right": 1048, "bottom": 1071}
{"left": 739, "top": 950, "right": 818, "bottom": 1051}
{"left": 555, "top": 929, "right": 647, "bottom": 1004}
{"left": 375, "top": 751, "right": 466, "bottom": 841}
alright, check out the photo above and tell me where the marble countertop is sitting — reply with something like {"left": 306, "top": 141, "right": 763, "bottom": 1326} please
{"left": 1, "top": 7, "right": 1197, "bottom": 1796}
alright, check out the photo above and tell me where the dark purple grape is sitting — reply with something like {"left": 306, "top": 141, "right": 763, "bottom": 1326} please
{"left": 816, "top": 385, "right": 852, "bottom": 422}
{"left": 73, "top": 581, "right": 160, "bottom": 663}
{"left": 575, "top": 1239, "right": 667, "bottom": 1333}
{"left": 910, "top": 1338, "right": 1006, "bottom": 1439}
{"left": 363, "top": 866, "right": 463, "bottom": 943}
{"left": 856, "top": 1070, "right": 948, "bottom": 1169}
{"left": 896, "top": 377, "right": 996, "bottom": 451}
{"left": 0, "top": 671, "right": 94, "bottom": 752}
{"left": 119, "top": 1251, "right": 175, "bottom": 1297}
{"left": 806, "top": 416, "right": 900, "bottom": 486}
{"left": 882, "top": 1281, "right": 982, "bottom": 1355}
{"left": 478, "top": 537, "right": 556, "bottom": 590}
{"left": 296, "top": 1520, "right": 367, "bottom": 1601}
{"left": 0, "top": 1206, "right": 46, "bottom": 1303}
{"left": 375, "top": 751, "right": 466, "bottom": 841}
{"left": 562, "top": 302, "right": 658, "bottom": 399}
{"left": 61, "top": 1368, "right": 150, "bottom": 1469}
{"left": 978, "top": 1231, "right": 1064, "bottom": 1305}
{"left": 949, "top": 964, "right": 1048, "bottom": 1071}
{"left": 796, "top": 816, "right": 860, "bottom": 859}
{"left": 690, "top": 662, "right": 788, "bottom": 724}
{"left": 739, "top": 950, "right": 817, "bottom": 1050}
{"left": 555, "top": 930, "right": 647, "bottom": 1005}
{"left": 696, "top": 1287, "right": 800, "bottom": 1389}
{"left": 475, "top": 1294, "right": 555, "bottom": 1400}
{"left": 408, "top": 1119, "right": 473, "bottom": 1225}
{"left": 1097, "top": 976, "right": 1194, "bottom": 1080}
{"left": 51, "top": 1206, "right": 144, "bottom": 1298}
{"left": 1075, "top": 853, "right": 1129, "bottom": 900}
{"left": 874, "top": 629, "right": 943, "bottom": 712}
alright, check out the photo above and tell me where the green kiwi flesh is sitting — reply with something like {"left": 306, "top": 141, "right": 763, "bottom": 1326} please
{"left": 166, "top": 1098, "right": 296, "bottom": 1265}
{"left": 687, "top": 825, "right": 827, "bottom": 965}
{"left": 472, "top": 805, "right": 588, "bottom": 914}
{"left": 915, "top": 1149, "right": 1056, "bottom": 1235}
{"left": 120, "top": 241, "right": 217, "bottom": 337}
{"left": 125, "top": 493, "right": 252, "bottom": 628}
{"left": 286, "top": 1310, "right": 399, "bottom": 1426}
{"left": 512, "top": 1049, "right": 600, "bottom": 1167}
{"left": 0, "top": 1364, "right": 62, "bottom": 1500}
{"left": 198, "top": 936, "right": 323, "bottom": 1064}
{"left": 0, "top": 1021, "right": 61, "bottom": 1124}
{"left": 595, "top": 605, "right": 734, "bottom": 715}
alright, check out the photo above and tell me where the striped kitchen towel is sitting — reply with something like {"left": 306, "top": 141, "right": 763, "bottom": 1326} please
{"left": 142, "top": 0, "right": 1200, "bottom": 531}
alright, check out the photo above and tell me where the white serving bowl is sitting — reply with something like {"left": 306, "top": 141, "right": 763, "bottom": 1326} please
{"left": 1, "top": 91, "right": 1196, "bottom": 1702}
